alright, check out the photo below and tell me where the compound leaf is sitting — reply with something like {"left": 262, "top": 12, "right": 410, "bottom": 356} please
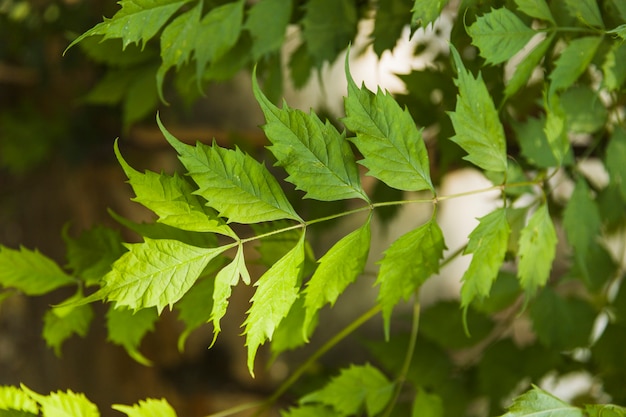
{"left": 106, "top": 306, "right": 158, "bottom": 366}
{"left": 159, "top": 117, "right": 302, "bottom": 224}
{"left": 245, "top": 0, "right": 292, "bottom": 60}
{"left": 517, "top": 204, "right": 557, "bottom": 295}
{"left": 0, "top": 246, "right": 74, "bottom": 295}
{"left": 301, "top": 363, "right": 394, "bottom": 417}
{"left": 460, "top": 208, "right": 510, "bottom": 308}
{"left": 564, "top": 0, "right": 604, "bottom": 28}
{"left": 377, "top": 217, "right": 445, "bottom": 337}
{"left": 0, "top": 386, "right": 38, "bottom": 414}
{"left": 549, "top": 36, "right": 602, "bottom": 95}
{"left": 449, "top": 46, "right": 507, "bottom": 173}
{"left": 21, "top": 385, "right": 99, "bottom": 417}
{"left": 343, "top": 58, "right": 434, "bottom": 192}
{"left": 502, "top": 386, "right": 583, "bottom": 417}
{"left": 113, "top": 398, "right": 177, "bottom": 417}
{"left": 412, "top": 0, "right": 449, "bottom": 28}
{"left": 515, "top": 0, "right": 555, "bottom": 24}
{"left": 468, "top": 7, "right": 536, "bottom": 65}
{"left": 303, "top": 218, "right": 371, "bottom": 333}
{"left": 244, "top": 234, "right": 305, "bottom": 375}
{"left": 253, "top": 73, "right": 368, "bottom": 202}
{"left": 43, "top": 294, "right": 94, "bottom": 357}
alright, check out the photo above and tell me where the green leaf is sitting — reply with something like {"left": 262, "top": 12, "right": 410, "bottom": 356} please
{"left": 77, "top": 36, "right": 158, "bottom": 66}
{"left": 472, "top": 271, "right": 521, "bottom": 314}
{"left": 243, "top": 234, "right": 305, "bottom": 375}
{"left": 530, "top": 288, "right": 596, "bottom": 350}
{"left": 245, "top": 0, "right": 292, "bottom": 60}
{"left": 65, "top": 0, "right": 191, "bottom": 52}
{"left": 564, "top": 0, "right": 604, "bottom": 28}
{"left": 377, "top": 218, "right": 445, "bottom": 336}
{"left": 175, "top": 276, "right": 214, "bottom": 351}
{"left": 586, "top": 404, "right": 626, "bottom": 417}
{"left": 460, "top": 208, "right": 510, "bottom": 308}
{"left": 0, "top": 386, "right": 38, "bottom": 414}
{"left": 210, "top": 244, "right": 249, "bottom": 343}
{"left": 343, "top": 58, "right": 434, "bottom": 192}
{"left": 449, "top": 46, "right": 508, "bottom": 173}
{"left": 504, "top": 34, "right": 553, "bottom": 100}
{"left": 301, "top": 0, "right": 358, "bottom": 66}
{"left": 608, "top": 24, "right": 626, "bottom": 40}
{"left": 563, "top": 178, "right": 601, "bottom": 256}
{"left": 543, "top": 91, "right": 570, "bottom": 166}
{"left": 281, "top": 405, "right": 336, "bottom": 417}
{"left": 92, "top": 238, "right": 231, "bottom": 313}
{"left": 606, "top": 127, "right": 626, "bottom": 200}
{"left": 159, "top": 117, "right": 302, "bottom": 224}
{"left": 513, "top": 116, "right": 558, "bottom": 168}
{"left": 602, "top": 41, "right": 626, "bottom": 91}
{"left": 106, "top": 306, "right": 158, "bottom": 366}
{"left": 372, "top": 0, "right": 412, "bottom": 56}
{"left": 468, "top": 8, "right": 536, "bottom": 65}
{"left": 560, "top": 86, "right": 608, "bottom": 134}
{"left": 514, "top": 0, "right": 555, "bottom": 24}
{"left": 420, "top": 301, "right": 493, "bottom": 349}
{"left": 411, "top": 0, "right": 449, "bottom": 28}
{"left": 549, "top": 37, "right": 602, "bottom": 95}
{"left": 43, "top": 293, "right": 94, "bottom": 356}
{"left": 21, "top": 385, "right": 100, "bottom": 417}
{"left": 300, "top": 364, "right": 394, "bottom": 417}
{"left": 517, "top": 204, "right": 557, "bottom": 295}
{"left": 412, "top": 388, "right": 443, "bottom": 417}
{"left": 114, "top": 141, "right": 235, "bottom": 237}
{"left": 253, "top": 72, "right": 368, "bottom": 202}
{"left": 303, "top": 218, "right": 371, "bottom": 333}
{"left": 502, "top": 386, "right": 583, "bottom": 417}
{"left": 0, "top": 246, "right": 74, "bottom": 295}
{"left": 112, "top": 398, "right": 177, "bottom": 417}
{"left": 271, "top": 297, "right": 316, "bottom": 360}
{"left": 63, "top": 225, "right": 126, "bottom": 287}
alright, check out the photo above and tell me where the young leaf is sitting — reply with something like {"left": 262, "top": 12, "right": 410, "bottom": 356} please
{"left": 114, "top": 141, "right": 236, "bottom": 238}
{"left": 253, "top": 73, "right": 369, "bottom": 202}
{"left": 244, "top": 234, "right": 305, "bottom": 375}
{"left": 448, "top": 46, "right": 508, "bottom": 173}
{"left": 377, "top": 217, "right": 445, "bottom": 336}
{"left": 112, "top": 398, "right": 177, "bottom": 417}
{"left": 21, "top": 385, "right": 100, "bottom": 417}
{"left": 210, "top": 244, "right": 250, "bottom": 343}
{"left": 43, "top": 294, "right": 94, "bottom": 356}
{"left": 106, "top": 306, "right": 158, "bottom": 366}
{"left": 468, "top": 8, "right": 536, "bottom": 65}
{"left": 517, "top": 204, "right": 557, "bottom": 295}
{"left": 159, "top": 117, "right": 302, "bottom": 224}
{"left": 606, "top": 127, "right": 626, "bottom": 200}
{"left": 412, "top": 388, "right": 443, "bottom": 417}
{"left": 65, "top": 0, "right": 191, "bottom": 52}
{"left": 460, "top": 208, "right": 510, "bottom": 308}
{"left": 244, "top": 0, "right": 292, "bottom": 60}
{"left": 411, "top": 0, "right": 449, "bottom": 28}
{"left": 501, "top": 386, "right": 583, "bottom": 417}
{"left": 504, "top": 34, "right": 553, "bottom": 101}
{"left": 514, "top": 0, "right": 555, "bottom": 24}
{"left": 303, "top": 218, "right": 372, "bottom": 333}
{"left": 564, "top": 0, "right": 604, "bottom": 28}
{"left": 563, "top": 178, "right": 601, "bottom": 256}
{"left": 549, "top": 36, "right": 602, "bottom": 95}
{"left": 300, "top": 363, "right": 394, "bottom": 417}
{"left": 91, "top": 238, "right": 231, "bottom": 313}
{"left": 343, "top": 58, "right": 434, "bottom": 193}
{"left": 0, "top": 246, "right": 75, "bottom": 295}
{"left": 0, "top": 386, "right": 38, "bottom": 414}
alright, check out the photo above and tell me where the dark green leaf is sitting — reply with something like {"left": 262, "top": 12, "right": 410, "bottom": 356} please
{"left": 245, "top": 0, "right": 292, "bottom": 60}
{"left": 472, "top": 270, "right": 521, "bottom": 314}
{"left": 514, "top": 116, "right": 558, "bottom": 168}
{"left": 43, "top": 294, "right": 94, "bottom": 356}
{"left": 501, "top": 385, "right": 583, "bottom": 417}
{"left": 412, "top": 388, "right": 443, "bottom": 417}
{"left": 549, "top": 37, "right": 602, "bottom": 95}
{"left": 420, "top": 301, "right": 493, "bottom": 348}
{"left": 372, "top": 0, "right": 412, "bottom": 56}
{"left": 271, "top": 297, "right": 316, "bottom": 360}
{"left": 606, "top": 127, "right": 626, "bottom": 200}
{"left": 563, "top": 178, "right": 601, "bottom": 256}
{"left": 175, "top": 276, "right": 214, "bottom": 351}
{"left": 543, "top": 91, "right": 571, "bottom": 166}
{"left": 564, "top": 0, "right": 604, "bottom": 28}
{"left": 106, "top": 306, "right": 158, "bottom": 366}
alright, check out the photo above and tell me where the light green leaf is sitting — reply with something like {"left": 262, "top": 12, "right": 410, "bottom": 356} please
{"left": 412, "top": 0, "right": 450, "bottom": 28}
{"left": 586, "top": 404, "right": 626, "bottom": 417}
{"left": 65, "top": 0, "right": 190, "bottom": 52}
{"left": 114, "top": 141, "right": 235, "bottom": 237}
{"left": 303, "top": 218, "right": 371, "bottom": 333}
{"left": 112, "top": 398, "right": 177, "bottom": 417}
{"left": 549, "top": 36, "right": 602, "bottom": 95}
{"left": 92, "top": 238, "right": 231, "bottom": 313}
{"left": 63, "top": 225, "right": 126, "bottom": 287}
{"left": 412, "top": 388, "right": 443, "bottom": 417}
{"left": 106, "top": 306, "right": 158, "bottom": 366}
{"left": 343, "top": 58, "right": 434, "bottom": 192}
{"left": 0, "top": 246, "right": 74, "bottom": 295}
{"left": 517, "top": 204, "right": 557, "bottom": 295}
{"left": 608, "top": 24, "right": 626, "bottom": 40}
{"left": 602, "top": 41, "right": 626, "bottom": 91}
{"left": 460, "top": 208, "right": 510, "bottom": 308}
{"left": 0, "top": 386, "right": 38, "bottom": 414}
{"left": 377, "top": 218, "right": 445, "bottom": 336}
{"left": 159, "top": 117, "right": 302, "bottom": 224}
{"left": 563, "top": 178, "right": 601, "bottom": 257}
{"left": 543, "top": 91, "right": 570, "bottom": 166}
{"left": 504, "top": 34, "right": 553, "bottom": 100}
{"left": 515, "top": 0, "right": 555, "bottom": 24}
{"left": 244, "top": 234, "right": 305, "bottom": 375}
{"left": 564, "top": 0, "right": 604, "bottom": 28}
{"left": 253, "top": 72, "right": 368, "bottom": 202}
{"left": 21, "top": 385, "right": 100, "bottom": 417}
{"left": 210, "top": 244, "right": 249, "bottom": 343}
{"left": 43, "top": 293, "right": 94, "bottom": 356}
{"left": 301, "top": 363, "right": 394, "bottom": 417}
{"left": 560, "top": 86, "right": 608, "bottom": 134}
{"left": 606, "top": 127, "right": 626, "bottom": 200}
{"left": 281, "top": 405, "right": 336, "bottom": 417}
{"left": 468, "top": 7, "right": 536, "bottom": 65}
{"left": 502, "top": 386, "right": 583, "bottom": 417}
{"left": 245, "top": 0, "right": 292, "bottom": 60}
{"left": 449, "top": 46, "right": 507, "bottom": 173}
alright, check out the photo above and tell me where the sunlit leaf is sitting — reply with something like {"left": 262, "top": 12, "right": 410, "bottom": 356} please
{"left": 0, "top": 386, "right": 38, "bottom": 414}
{"left": 602, "top": 41, "right": 626, "bottom": 91}
{"left": 606, "top": 127, "right": 626, "bottom": 200}
{"left": 21, "top": 385, "right": 100, "bottom": 417}
{"left": 112, "top": 398, "right": 177, "bottom": 417}
{"left": 106, "top": 306, "right": 158, "bottom": 366}
{"left": 560, "top": 86, "right": 608, "bottom": 134}
{"left": 502, "top": 385, "right": 583, "bottom": 417}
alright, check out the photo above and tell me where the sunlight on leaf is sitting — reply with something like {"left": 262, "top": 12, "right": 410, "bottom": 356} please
{"left": 113, "top": 398, "right": 177, "bottom": 417}
{"left": 0, "top": 386, "right": 38, "bottom": 414}
{"left": 21, "top": 385, "right": 100, "bottom": 417}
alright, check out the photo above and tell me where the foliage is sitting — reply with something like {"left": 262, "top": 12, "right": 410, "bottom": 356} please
{"left": 1, "top": 0, "right": 626, "bottom": 416}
